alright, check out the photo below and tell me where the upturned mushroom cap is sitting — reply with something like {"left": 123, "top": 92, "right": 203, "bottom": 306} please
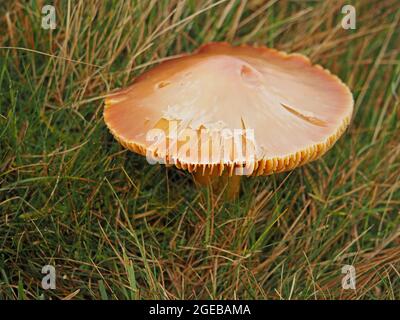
{"left": 104, "top": 43, "right": 353, "bottom": 176}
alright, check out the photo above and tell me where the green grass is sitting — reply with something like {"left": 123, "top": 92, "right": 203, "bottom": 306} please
{"left": 0, "top": 0, "right": 399, "bottom": 300}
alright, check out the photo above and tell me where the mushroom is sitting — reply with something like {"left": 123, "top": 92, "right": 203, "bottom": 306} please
{"left": 104, "top": 43, "right": 353, "bottom": 198}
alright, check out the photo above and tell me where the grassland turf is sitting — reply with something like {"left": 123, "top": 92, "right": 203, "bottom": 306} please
{"left": 0, "top": 0, "right": 399, "bottom": 299}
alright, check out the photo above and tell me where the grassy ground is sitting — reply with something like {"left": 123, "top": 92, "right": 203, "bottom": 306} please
{"left": 0, "top": 0, "right": 399, "bottom": 300}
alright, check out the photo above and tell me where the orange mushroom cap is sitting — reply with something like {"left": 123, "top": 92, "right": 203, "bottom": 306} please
{"left": 104, "top": 43, "right": 353, "bottom": 176}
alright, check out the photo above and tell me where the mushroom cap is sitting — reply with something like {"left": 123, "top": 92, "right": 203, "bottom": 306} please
{"left": 104, "top": 43, "right": 353, "bottom": 176}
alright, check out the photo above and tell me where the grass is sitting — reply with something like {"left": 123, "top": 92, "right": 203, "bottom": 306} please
{"left": 0, "top": 0, "right": 399, "bottom": 300}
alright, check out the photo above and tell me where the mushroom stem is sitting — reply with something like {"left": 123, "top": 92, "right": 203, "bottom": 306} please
{"left": 193, "top": 171, "right": 241, "bottom": 200}
{"left": 192, "top": 171, "right": 212, "bottom": 186}
{"left": 225, "top": 174, "right": 241, "bottom": 200}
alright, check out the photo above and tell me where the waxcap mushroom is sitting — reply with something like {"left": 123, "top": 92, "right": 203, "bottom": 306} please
{"left": 104, "top": 42, "right": 353, "bottom": 179}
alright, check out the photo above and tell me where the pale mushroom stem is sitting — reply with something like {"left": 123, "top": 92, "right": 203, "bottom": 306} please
{"left": 193, "top": 171, "right": 241, "bottom": 199}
